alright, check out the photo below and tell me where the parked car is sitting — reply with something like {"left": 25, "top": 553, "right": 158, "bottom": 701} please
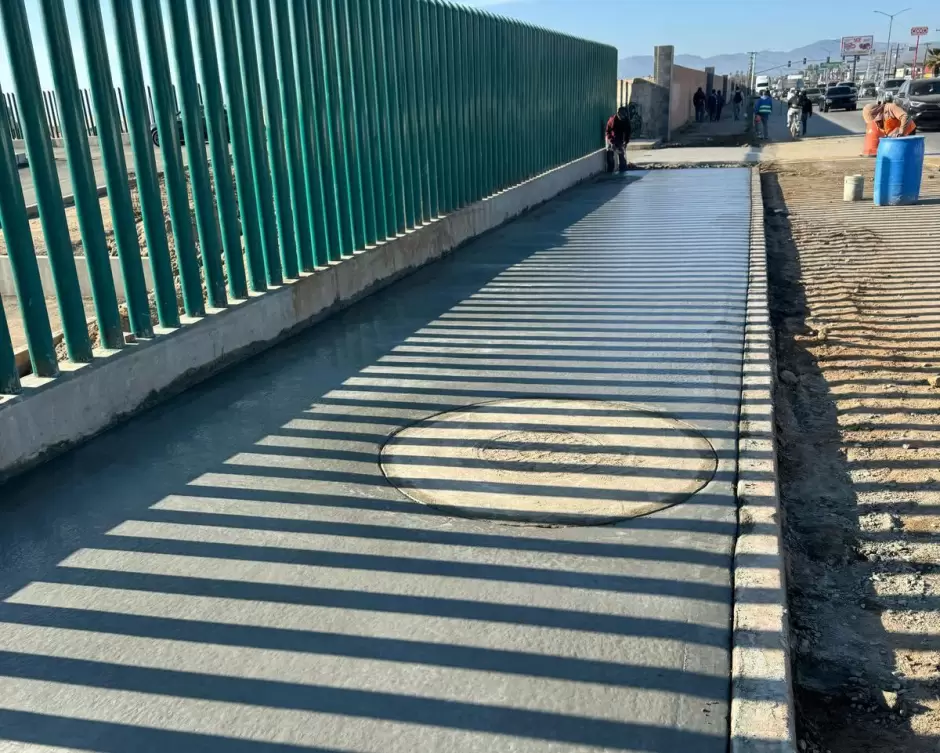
{"left": 150, "top": 107, "right": 229, "bottom": 147}
{"left": 822, "top": 86, "right": 858, "bottom": 112}
{"left": 894, "top": 78, "right": 940, "bottom": 131}
{"left": 878, "top": 78, "right": 906, "bottom": 102}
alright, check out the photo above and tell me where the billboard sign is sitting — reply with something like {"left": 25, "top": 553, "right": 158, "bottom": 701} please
{"left": 911, "top": 26, "right": 929, "bottom": 36}
{"left": 841, "top": 35, "right": 874, "bottom": 56}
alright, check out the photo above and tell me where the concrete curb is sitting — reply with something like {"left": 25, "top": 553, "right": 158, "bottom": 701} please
{"left": 0, "top": 251, "right": 148, "bottom": 302}
{"left": 730, "top": 168, "right": 796, "bottom": 752}
{"left": 0, "top": 150, "right": 605, "bottom": 481}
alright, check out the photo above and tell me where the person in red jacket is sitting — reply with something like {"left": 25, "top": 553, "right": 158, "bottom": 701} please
{"left": 605, "top": 106, "right": 632, "bottom": 173}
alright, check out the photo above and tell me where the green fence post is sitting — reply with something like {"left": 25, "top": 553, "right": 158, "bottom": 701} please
{"left": 308, "top": 0, "right": 343, "bottom": 262}
{"left": 165, "top": 0, "right": 227, "bottom": 310}
{"left": 400, "top": 0, "right": 421, "bottom": 225}
{"left": 0, "top": 0, "right": 91, "bottom": 362}
{"left": 514, "top": 19, "right": 522, "bottom": 184}
{"left": 478, "top": 11, "right": 490, "bottom": 195}
{"left": 443, "top": 3, "right": 459, "bottom": 208}
{"left": 255, "top": 0, "right": 297, "bottom": 280}
{"left": 0, "top": 302, "right": 18, "bottom": 393}
{"left": 324, "top": 0, "right": 355, "bottom": 256}
{"left": 428, "top": 2, "right": 448, "bottom": 214}
{"left": 476, "top": 10, "right": 487, "bottom": 197}
{"left": 520, "top": 21, "right": 528, "bottom": 179}
{"left": 436, "top": 2, "right": 448, "bottom": 209}
{"left": 235, "top": 0, "right": 282, "bottom": 286}
{"left": 458, "top": 5, "right": 471, "bottom": 205}
{"left": 361, "top": 0, "right": 387, "bottom": 243}
{"left": 490, "top": 14, "right": 500, "bottom": 190}
{"left": 336, "top": 0, "right": 365, "bottom": 251}
{"left": 290, "top": 0, "right": 324, "bottom": 270}
{"left": 464, "top": 6, "right": 474, "bottom": 200}
{"left": 413, "top": 0, "right": 433, "bottom": 220}
{"left": 426, "top": 1, "right": 441, "bottom": 216}
{"left": 350, "top": 0, "right": 377, "bottom": 247}
{"left": 193, "top": 0, "right": 247, "bottom": 300}
{"left": 0, "top": 88, "right": 56, "bottom": 377}
{"left": 111, "top": 0, "right": 179, "bottom": 329}
{"left": 369, "top": 0, "right": 395, "bottom": 240}
{"left": 397, "top": 0, "right": 417, "bottom": 227}
{"left": 470, "top": 8, "right": 487, "bottom": 201}
{"left": 275, "top": 0, "right": 312, "bottom": 274}
{"left": 78, "top": 0, "right": 152, "bottom": 340}
{"left": 212, "top": 0, "right": 266, "bottom": 293}
{"left": 381, "top": 0, "right": 406, "bottom": 233}
{"left": 501, "top": 13, "right": 510, "bottom": 185}
{"left": 140, "top": 0, "right": 205, "bottom": 317}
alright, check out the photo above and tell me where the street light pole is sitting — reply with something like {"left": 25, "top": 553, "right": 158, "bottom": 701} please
{"left": 875, "top": 8, "right": 911, "bottom": 83}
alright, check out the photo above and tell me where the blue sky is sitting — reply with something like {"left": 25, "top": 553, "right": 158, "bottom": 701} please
{"left": 0, "top": 0, "right": 938, "bottom": 94}
{"left": 459, "top": 0, "right": 939, "bottom": 57}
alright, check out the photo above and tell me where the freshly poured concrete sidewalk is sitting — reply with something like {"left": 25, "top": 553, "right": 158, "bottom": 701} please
{"left": 0, "top": 168, "right": 752, "bottom": 752}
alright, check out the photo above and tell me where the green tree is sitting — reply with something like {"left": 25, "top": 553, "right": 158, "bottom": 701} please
{"left": 925, "top": 48, "right": 940, "bottom": 77}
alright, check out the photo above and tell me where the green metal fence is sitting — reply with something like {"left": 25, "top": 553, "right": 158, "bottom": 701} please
{"left": 0, "top": 0, "right": 615, "bottom": 395}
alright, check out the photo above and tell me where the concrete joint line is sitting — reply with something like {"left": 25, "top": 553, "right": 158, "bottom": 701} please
{"left": 730, "top": 168, "right": 796, "bottom": 752}
{"left": 0, "top": 151, "right": 606, "bottom": 483}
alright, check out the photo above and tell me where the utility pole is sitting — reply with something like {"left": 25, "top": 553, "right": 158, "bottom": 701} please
{"left": 746, "top": 51, "right": 756, "bottom": 93}
{"left": 875, "top": 7, "right": 911, "bottom": 83}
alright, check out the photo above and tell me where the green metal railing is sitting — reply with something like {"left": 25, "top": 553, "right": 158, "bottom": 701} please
{"left": 0, "top": 0, "right": 615, "bottom": 395}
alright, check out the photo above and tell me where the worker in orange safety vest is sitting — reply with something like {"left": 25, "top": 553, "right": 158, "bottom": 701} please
{"left": 862, "top": 101, "right": 916, "bottom": 155}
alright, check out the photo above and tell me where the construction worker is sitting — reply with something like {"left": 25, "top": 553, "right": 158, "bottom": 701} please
{"left": 605, "top": 106, "right": 632, "bottom": 173}
{"left": 862, "top": 101, "right": 915, "bottom": 156}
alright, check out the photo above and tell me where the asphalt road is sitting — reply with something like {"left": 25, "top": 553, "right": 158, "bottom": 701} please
{"left": 17, "top": 140, "right": 175, "bottom": 207}
{"left": 766, "top": 97, "right": 940, "bottom": 153}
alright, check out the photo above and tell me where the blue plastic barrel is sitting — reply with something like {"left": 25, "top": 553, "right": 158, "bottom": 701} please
{"left": 874, "top": 135, "right": 925, "bottom": 206}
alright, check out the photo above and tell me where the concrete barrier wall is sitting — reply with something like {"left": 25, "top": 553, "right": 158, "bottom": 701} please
{"left": 616, "top": 78, "right": 668, "bottom": 139}
{"left": 0, "top": 255, "right": 153, "bottom": 302}
{"left": 0, "top": 149, "right": 606, "bottom": 481}
{"left": 669, "top": 66, "right": 731, "bottom": 133}
{"left": 671, "top": 65, "right": 709, "bottom": 132}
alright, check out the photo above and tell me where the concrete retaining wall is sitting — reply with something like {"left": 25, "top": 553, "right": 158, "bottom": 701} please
{"left": 670, "top": 65, "right": 730, "bottom": 134}
{"left": 0, "top": 253, "right": 151, "bottom": 302}
{"left": 617, "top": 78, "right": 669, "bottom": 139}
{"left": 0, "top": 149, "right": 605, "bottom": 481}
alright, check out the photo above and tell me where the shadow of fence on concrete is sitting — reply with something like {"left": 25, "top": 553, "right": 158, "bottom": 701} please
{"left": 0, "top": 171, "right": 772, "bottom": 752}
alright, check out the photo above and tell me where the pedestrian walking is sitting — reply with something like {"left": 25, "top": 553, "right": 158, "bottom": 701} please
{"left": 693, "top": 87, "right": 706, "bottom": 123}
{"left": 706, "top": 89, "right": 717, "bottom": 121}
{"left": 799, "top": 90, "right": 812, "bottom": 136}
{"left": 732, "top": 88, "right": 743, "bottom": 121}
{"left": 754, "top": 89, "right": 773, "bottom": 140}
{"left": 715, "top": 89, "right": 725, "bottom": 120}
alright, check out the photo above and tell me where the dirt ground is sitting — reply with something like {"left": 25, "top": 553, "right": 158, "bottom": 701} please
{"left": 763, "top": 158, "right": 940, "bottom": 752}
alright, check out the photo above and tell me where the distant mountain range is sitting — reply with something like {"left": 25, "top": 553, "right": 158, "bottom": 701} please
{"left": 617, "top": 39, "right": 924, "bottom": 79}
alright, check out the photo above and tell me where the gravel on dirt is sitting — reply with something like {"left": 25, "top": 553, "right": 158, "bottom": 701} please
{"left": 763, "top": 157, "right": 940, "bottom": 753}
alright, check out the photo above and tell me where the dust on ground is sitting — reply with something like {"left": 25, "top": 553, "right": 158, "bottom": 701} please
{"left": 2, "top": 163, "right": 241, "bottom": 359}
{"left": 763, "top": 157, "right": 940, "bottom": 752}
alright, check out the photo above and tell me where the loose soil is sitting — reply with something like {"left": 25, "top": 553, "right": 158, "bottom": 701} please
{"left": 764, "top": 158, "right": 940, "bottom": 752}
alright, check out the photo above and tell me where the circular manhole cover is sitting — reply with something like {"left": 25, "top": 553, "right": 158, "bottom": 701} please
{"left": 380, "top": 398, "right": 717, "bottom": 525}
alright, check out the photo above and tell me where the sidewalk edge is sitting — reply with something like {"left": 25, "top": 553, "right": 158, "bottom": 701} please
{"left": 730, "top": 167, "right": 796, "bottom": 752}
